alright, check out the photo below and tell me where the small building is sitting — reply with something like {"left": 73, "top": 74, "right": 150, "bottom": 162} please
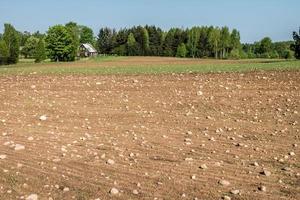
{"left": 79, "top": 43, "right": 98, "bottom": 57}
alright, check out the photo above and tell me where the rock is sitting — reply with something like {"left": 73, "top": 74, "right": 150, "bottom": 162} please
{"left": 261, "top": 170, "right": 271, "bottom": 176}
{"left": 197, "top": 91, "right": 203, "bottom": 96}
{"left": 14, "top": 144, "right": 25, "bottom": 151}
{"left": 219, "top": 180, "right": 230, "bottom": 186}
{"left": 200, "top": 164, "right": 208, "bottom": 169}
{"left": 258, "top": 185, "right": 267, "bottom": 192}
{"left": 132, "top": 189, "right": 139, "bottom": 195}
{"left": 28, "top": 137, "right": 34, "bottom": 141}
{"left": 185, "top": 158, "right": 193, "bottom": 161}
{"left": 26, "top": 194, "right": 38, "bottom": 200}
{"left": 289, "top": 152, "right": 295, "bottom": 156}
{"left": 0, "top": 155, "right": 7, "bottom": 159}
{"left": 110, "top": 188, "right": 119, "bottom": 195}
{"left": 39, "top": 115, "right": 47, "bottom": 121}
{"left": 230, "top": 189, "right": 240, "bottom": 195}
{"left": 63, "top": 187, "right": 70, "bottom": 192}
{"left": 222, "top": 195, "right": 231, "bottom": 200}
{"left": 107, "top": 159, "right": 115, "bottom": 165}
{"left": 191, "top": 175, "right": 196, "bottom": 180}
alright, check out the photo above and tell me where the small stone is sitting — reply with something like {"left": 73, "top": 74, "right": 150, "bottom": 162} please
{"left": 132, "top": 189, "right": 139, "bottom": 195}
{"left": 26, "top": 194, "right": 38, "bottom": 200}
{"left": 28, "top": 137, "right": 34, "bottom": 141}
{"left": 258, "top": 185, "right": 267, "bottom": 192}
{"left": 0, "top": 155, "right": 7, "bottom": 160}
{"left": 110, "top": 188, "right": 119, "bottom": 195}
{"left": 200, "top": 164, "right": 208, "bottom": 169}
{"left": 107, "top": 159, "right": 115, "bottom": 165}
{"left": 230, "top": 189, "right": 240, "bottom": 195}
{"left": 39, "top": 115, "right": 47, "bottom": 121}
{"left": 197, "top": 91, "right": 203, "bottom": 96}
{"left": 191, "top": 175, "right": 196, "bottom": 180}
{"left": 262, "top": 170, "right": 271, "bottom": 176}
{"left": 63, "top": 187, "right": 70, "bottom": 192}
{"left": 219, "top": 180, "right": 230, "bottom": 186}
{"left": 289, "top": 152, "right": 295, "bottom": 156}
{"left": 222, "top": 195, "right": 231, "bottom": 200}
{"left": 14, "top": 144, "right": 25, "bottom": 151}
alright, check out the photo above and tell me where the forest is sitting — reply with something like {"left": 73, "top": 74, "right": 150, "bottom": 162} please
{"left": 0, "top": 22, "right": 299, "bottom": 65}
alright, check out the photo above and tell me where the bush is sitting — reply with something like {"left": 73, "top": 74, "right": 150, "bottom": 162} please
{"left": 283, "top": 50, "right": 294, "bottom": 59}
{"left": 229, "top": 49, "right": 240, "bottom": 59}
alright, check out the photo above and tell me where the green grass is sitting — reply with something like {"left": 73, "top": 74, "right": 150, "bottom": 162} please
{"left": 0, "top": 57, "right": 300, "bottom": 76}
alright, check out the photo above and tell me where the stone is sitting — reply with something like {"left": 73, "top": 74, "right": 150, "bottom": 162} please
{"left": 132, "top": 189, "right": 139, "bottom": 195}
{"left": 230, "top": 189, "right": 240, "bottom": 195}
{"left": 258, "top": 185, "right": 267, "bottom": 192}
{"left": 14, "top": 144, "right": 25, "bottom": 151}
{"left": 39, "top": 115, "right": 47, "bottom": 121}
{"left": 219, "top": 180, "right": 230, "bottom": 186}
{"left": 200, "top": 164, "right": 208, "bottom": 169}
{"left": 110, "top": 188, "right": 119, "bottom": 195}
{"left": 0, "top": 155, "right": 7, "bottom": 159}
{"left": 26, "top": 194, "right": 38, "bottom": 200}
{"left": 262, "top": 170, "right": 271, "bottom": 176}
{"left": 107, "top": 159, "right": 115, "bottom": 165}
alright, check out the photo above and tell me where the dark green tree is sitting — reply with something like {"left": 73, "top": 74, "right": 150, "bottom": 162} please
{"left": 3, "top": 24, "right": 20, "bottom": 64}
{"left": 97, "top": 27, "right": 115, "bottom": 54}
{"left": 45, "top": 25, "right": 74, "bottom": 62}
{"left": 34, "top": 39, "right": 46, "bottom": 63}
{"left": 0, "top": 40, "right": 9, "bottom": 65}
{"left": 292, "top": 28, "right": 300, "bottom": 59}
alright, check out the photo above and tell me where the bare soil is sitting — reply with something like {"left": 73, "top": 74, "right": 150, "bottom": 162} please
{"left": 0, "top": 70, "right": 299, "bottom": 200}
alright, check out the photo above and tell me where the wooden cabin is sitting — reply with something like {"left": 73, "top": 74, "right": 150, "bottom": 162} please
{"left": 79, "top": 43, "right": 98, "bottom": 57}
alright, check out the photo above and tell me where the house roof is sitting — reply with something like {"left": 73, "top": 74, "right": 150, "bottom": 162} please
{"left": 81, "top": 43, "right": 97, "bottom": 53}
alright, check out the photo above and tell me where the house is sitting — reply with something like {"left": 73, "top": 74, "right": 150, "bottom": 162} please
{"left": 79, "top": 43, "right": 98, "bottom": 57}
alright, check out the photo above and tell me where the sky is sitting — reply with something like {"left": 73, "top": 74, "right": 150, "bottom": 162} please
{"left": 0, "top": 0, "right": 299, "bottom": 43}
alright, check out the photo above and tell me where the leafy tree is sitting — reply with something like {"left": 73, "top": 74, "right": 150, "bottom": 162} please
{"left": 80, "top": 26, "right": 94, "bottom": 44}
{"left": 187, "top": 27, "right": 200, "bottom": 58}
{"left": 220, "top": 27, "right": 230, "bottom": 58}
{"left": 34, "top": 39, "right": 46, "bottom": 63}
{"left": 127, "top": 33, "right": 137, "bottom": 56}
{"left": 65, "top": 22, "right": 80, "bottom": 61}
{"left": 292, "top": 28, "right": 300, "bottom": 59}
{"left": 230, "top": 29, "right": 241, "bottom": 51}
{"left": 3, "top": 23, "right": 20, "bottom": 64}
{"left": 21, "top": 36, "right": 39, "bottom": 58}
{"left": 208, "top": 27, "right": 221, "bottom": 59}
{"left": 258, "top": 37, "right": 273, "bottom": 55}
{"left": 176, "top": 43, "right": 187, "bottom": 58}
{"left": 45, "top": 25, "right": 74, "bottom": 62}
{"left": 0, "top": 40, "right": 9, "bottom": 65}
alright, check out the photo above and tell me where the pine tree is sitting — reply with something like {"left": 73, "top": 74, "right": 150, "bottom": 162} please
{"left": 3, "top": 24, "right": 20, "bottom": 64}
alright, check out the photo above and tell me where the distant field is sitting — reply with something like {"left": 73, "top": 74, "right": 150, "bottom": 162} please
{"left": 0, "top": 56, "right": 300, "bottom": 75}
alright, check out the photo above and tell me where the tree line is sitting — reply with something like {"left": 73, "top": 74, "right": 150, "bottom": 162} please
{"left": 0, "top": 23, "right": 300, "bottom": 65}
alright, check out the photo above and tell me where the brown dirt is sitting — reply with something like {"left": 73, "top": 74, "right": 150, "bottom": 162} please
{"left": 0, "top": 70, "right": 299, "bottom": 200}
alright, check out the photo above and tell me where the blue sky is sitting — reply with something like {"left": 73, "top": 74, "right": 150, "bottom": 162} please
{"left": 0, "top": 0, "right": 299, "bottom": 43}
